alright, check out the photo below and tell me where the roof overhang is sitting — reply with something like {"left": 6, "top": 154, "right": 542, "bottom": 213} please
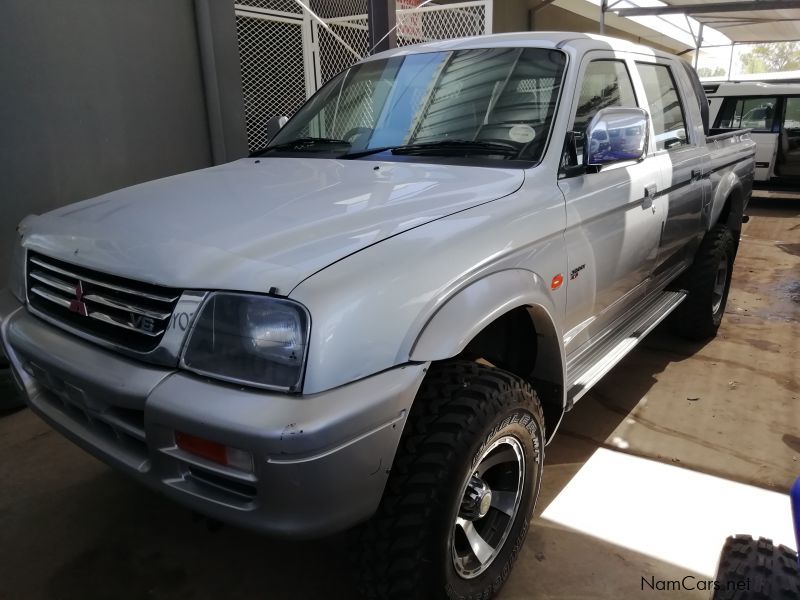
{"left": 551, "top": 0, "right": 695, "bottom": 52}
{"left": 610, "top": 0, "right": 800, "bottom": 43}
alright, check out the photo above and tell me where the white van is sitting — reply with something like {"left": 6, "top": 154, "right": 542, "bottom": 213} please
{"left": 705, "top": 81, "right": 800, "bottom": 186}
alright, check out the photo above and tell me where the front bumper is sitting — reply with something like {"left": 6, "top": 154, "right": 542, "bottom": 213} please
{"left": 0, "top": 289, "right": 426, "bottom": 538}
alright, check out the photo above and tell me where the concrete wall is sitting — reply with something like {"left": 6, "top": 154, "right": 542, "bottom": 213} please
{"left": 0, "top": 0, "right": 248, "bottom": 285}
{"left": 490, "top": 0, "right": 531, "bottom": 33}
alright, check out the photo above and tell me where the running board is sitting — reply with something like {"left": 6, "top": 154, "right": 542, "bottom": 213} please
{"left": 565, "top": 290, "right": 687, "bottom": 407}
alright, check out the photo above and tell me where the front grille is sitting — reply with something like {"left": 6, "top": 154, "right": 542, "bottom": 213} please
{"left": 26, "top": 251, "right": 181, "bottom": 353}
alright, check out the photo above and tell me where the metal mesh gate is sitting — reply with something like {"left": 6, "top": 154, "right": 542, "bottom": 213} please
{"left": 235, "top": 0, "right": 492, "bottom": 151}
{"left": 236, "top": 10, "right": 307, "bottom": 151}
{"left": 397, "top": 2, "right": 490, "bottom": 45}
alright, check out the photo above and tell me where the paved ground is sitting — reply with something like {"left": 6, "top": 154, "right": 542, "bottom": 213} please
{"left": 1, "top": 193, "right": 797, "bottom": 599}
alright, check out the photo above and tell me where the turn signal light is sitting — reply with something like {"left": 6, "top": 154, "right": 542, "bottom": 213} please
{"left": 175, "top": 431, "right": 254, "bottom": 473}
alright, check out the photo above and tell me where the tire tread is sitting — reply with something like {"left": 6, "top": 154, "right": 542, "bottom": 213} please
{"left": 713, "top": 534, "right": 800, "bottom": 600}
{"left": 357, "top": 360, "right": 544, "bottom": 600}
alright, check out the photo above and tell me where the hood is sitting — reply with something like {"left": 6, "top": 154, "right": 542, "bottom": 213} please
{"left": 21, "top": 157, "right": 524, "bottom": 294}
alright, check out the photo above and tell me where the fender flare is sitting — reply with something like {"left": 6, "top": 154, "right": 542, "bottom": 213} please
{"left": 709, "top": 171, "right": 744, "bottom": 232}
{"left": 408, "top": 269, "right": 567, "bottom": 426}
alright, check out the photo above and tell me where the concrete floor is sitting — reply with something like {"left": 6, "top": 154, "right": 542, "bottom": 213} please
{"left": 1, "top": 194, "right": 797, "bottom": 599}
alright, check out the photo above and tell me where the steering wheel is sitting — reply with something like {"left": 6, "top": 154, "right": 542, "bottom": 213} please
{"left": 343, "top": 127, "right": 372, "bottom": 142}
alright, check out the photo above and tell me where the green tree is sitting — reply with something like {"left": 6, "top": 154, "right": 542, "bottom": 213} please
{"left": 740, "top": 42, "right": 800, "bottom": 74}
{"left": 697, "top": 66, "right": 726, "bottom": 77}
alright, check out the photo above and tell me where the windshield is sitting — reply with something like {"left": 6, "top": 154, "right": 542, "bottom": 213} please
{"left": 267, "top": 47, "right": 567, "bottom": 163}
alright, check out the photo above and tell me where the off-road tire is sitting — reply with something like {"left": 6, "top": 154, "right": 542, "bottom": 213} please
{"left": 672, "top": 223, "right": 736, "bottom": 340}
{"left": 712, "top": 535, "right": 800, "bottom": 600}
{"left": 357, "top": 360, "right": 545, "bottom": 600}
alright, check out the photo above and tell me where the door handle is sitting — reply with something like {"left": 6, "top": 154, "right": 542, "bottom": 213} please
{"left": 691, "top": 168, "right": 702, "bottom": 181}
{"left": 642, "top": 184, "right": 657, "bottom": 210}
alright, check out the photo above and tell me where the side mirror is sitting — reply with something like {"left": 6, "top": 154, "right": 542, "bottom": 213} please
{"left": 265, "top": 115, "right": 288, "bottom": 142}
{"left": 585, "top": 107, "right": 649, "bottom": 168}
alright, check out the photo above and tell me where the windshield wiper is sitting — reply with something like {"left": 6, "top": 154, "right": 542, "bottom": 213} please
{"left": 390, "top": 139, "right": 520, "bottom": 158}
{"left": 340, "top": 145, "right": 394, "bottom": 159}
{"left": 254, "top": 137, "right": 352, "bottom": 156}
{"left": 341, "top": 139, "right": 520, "bottom": 160}
{"left": 286, "top": 138, "right": 520, "bottom": 159}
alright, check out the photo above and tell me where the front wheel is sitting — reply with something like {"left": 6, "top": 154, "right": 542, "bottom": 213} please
{"left": 357, "top": 361, "right": 545, "bottom": 600}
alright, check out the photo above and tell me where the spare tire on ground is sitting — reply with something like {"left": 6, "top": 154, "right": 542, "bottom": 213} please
{"left": 712, "top": 535, "right": 800, "bottom": 600}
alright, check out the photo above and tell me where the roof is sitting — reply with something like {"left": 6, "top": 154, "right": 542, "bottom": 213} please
{"left": 369, "top": 31, "right": 673, "bottom": 61}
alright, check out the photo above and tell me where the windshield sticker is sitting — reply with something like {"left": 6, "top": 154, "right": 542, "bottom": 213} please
{"left": 509, "top": 124, "right": 536, "bottom": 144}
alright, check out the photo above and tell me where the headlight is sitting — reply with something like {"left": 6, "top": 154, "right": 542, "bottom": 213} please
{"left": 181, "top": 293, "right": 310, "bottom": 392}
{"left": 8, "top": 228, "right": 26, "bottom": 303}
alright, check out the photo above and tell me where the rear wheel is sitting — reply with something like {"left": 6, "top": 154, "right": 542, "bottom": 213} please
{"left": 672, "top": 223, "right": 736, "bottom": 340}
{"left": 357, "top": 361, "right": 545, "bottom": 600}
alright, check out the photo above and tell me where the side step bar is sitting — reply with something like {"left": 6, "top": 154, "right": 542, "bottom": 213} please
{"left": 566, "top": 290, "right": 687, "bottom": 407}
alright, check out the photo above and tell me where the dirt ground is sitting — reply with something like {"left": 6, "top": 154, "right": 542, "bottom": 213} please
{"left": 0, "top": 192, "right": 797, "bottom": 600}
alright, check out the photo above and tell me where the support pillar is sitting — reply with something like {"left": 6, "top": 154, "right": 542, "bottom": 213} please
{"left": 367, "top": 0, "right": 397, "bottom": 54}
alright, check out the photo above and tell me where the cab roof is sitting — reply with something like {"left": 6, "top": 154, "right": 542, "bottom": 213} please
{"left": 367, "top": 31, "right": 673, "bottom": 62}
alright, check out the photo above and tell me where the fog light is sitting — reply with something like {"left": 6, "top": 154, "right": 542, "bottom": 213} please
{"left": 175, "top": 431, "right": 254, "bottom": 473}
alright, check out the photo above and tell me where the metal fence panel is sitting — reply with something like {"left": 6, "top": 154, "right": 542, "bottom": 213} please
{"left": 236, "top": 0, "right": 302, "bottom": 14}
{"left": 235, "top": 0, "right": 492, "bottom": 151}
{"left": 397, "top": 2, "right": 490, "bottom": 46}
{"left": 236, "top": 10, "right": 307, "bottom": 151}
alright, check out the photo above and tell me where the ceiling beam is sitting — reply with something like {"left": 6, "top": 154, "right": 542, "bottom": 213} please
{"left": 612, "top": 1, "right": 800, "bottom": 17}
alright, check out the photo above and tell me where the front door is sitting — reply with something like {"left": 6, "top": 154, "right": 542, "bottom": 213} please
{"left": 559, "top": 54, "right": 662, "bottom": 355}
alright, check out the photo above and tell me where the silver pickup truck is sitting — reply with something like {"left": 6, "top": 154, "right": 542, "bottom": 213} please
{"left": 1, "top": 33, "right": 754, "bottom": 599}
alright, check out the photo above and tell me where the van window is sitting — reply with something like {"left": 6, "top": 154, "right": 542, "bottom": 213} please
{"left": 636, "top": 63, "right": 689, "bottom": 151}
{"left": 715, "top": 97, "right": 777, "bottom": 131}
{"left": 785, "top": 97, "right": 800, "bottom": 129}
{"left": 571, "top": 60, "right": 638, "bottom": 161}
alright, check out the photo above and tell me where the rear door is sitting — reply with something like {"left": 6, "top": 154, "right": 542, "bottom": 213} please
{"left": 776, "top": 96, "right": 800, "bottom": 179}
{"left": 634, "top": 59, "right": 708, "bottom": 282}
{"left": 714, "top": 95, "right": 779, "bottom": 181}
{"left": 559, "top": 53, "right": 663, "bottom": 354}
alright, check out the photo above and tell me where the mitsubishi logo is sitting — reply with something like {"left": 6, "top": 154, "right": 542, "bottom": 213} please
{"left": 68, "top": 281, "right": 89, "bottom": 316}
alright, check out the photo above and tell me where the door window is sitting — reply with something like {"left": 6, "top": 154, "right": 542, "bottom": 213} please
{"left": 715, "top": 96, "right": 778, "bottom": 131}
{"left": 636, "top": 63, "right": 690, "bottom": 150}
{"left": 778, "top": 97, "right": 800, "bottom": 176}
{"left": 571, "top": 60, "right": 638, "bottom": 162}
{"left": 782, "top": 97, "right": 800, "bottom": 130}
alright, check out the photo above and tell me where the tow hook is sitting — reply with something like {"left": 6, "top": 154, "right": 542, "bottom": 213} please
{"left": 742, "top": 214, "right": 750, "bottom": 223}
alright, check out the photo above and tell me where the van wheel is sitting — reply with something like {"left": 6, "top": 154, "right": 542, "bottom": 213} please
{"left": 712, "top": 535, "right": 800, "bottom": 599}
{"left": 672, "top": 223, "right": 735, "bottom": 340}
{"left": 357, "top": 361, "right": 545, "bottom": 600}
